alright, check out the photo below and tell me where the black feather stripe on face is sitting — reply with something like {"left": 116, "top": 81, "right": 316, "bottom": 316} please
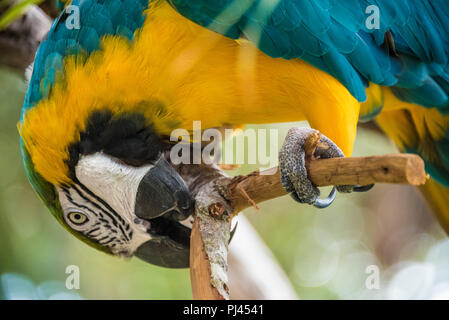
{"left": 66, "top": 110, "right": 170, "bottom": 177}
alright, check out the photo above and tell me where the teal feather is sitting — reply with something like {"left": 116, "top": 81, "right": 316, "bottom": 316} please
{"left": 391, "top": 79, "right": 449, "bottom": 108}
{"left": 170, "top": 0, "right": 449, "bottom": 106}
{"left": 395, "top": 57, "right": 429, "bottom": 89}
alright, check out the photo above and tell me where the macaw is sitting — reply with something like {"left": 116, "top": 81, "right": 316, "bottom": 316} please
{"left": 18, "top": 0, "right": 449, "bottom": 268}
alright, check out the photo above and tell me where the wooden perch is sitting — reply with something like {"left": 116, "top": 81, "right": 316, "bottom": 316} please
{"left": 190, "top": 177, "right": 232, "bottom": 300}
{"left": 190, "top": 150, "right": 427, "bottom": 300}
{"left": 229, "top": 153, "right": 426, "bottom": 213}
{"left": 190, "top": 217, "right": 227, "bottom": 300}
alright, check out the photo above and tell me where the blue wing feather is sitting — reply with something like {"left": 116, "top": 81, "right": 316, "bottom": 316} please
{"left": 170, "top": 0, "right": 449, "bottom": 107}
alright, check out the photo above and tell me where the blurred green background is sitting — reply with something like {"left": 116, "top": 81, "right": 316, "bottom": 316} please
{"left": 1, "top": 65, "right": 449, "bottom": 300}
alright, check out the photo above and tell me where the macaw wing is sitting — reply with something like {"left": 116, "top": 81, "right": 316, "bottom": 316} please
{"left": 169, "top": 0, "right": 449, "bottom": 110}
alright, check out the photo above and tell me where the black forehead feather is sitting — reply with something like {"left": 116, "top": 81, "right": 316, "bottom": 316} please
{"left": 67, "top": 110, "right": 169, "bottom": 175}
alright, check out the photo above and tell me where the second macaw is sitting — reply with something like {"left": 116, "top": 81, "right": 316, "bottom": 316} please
{"left": 18, "top": 0, "right": 449, "bottom": 267}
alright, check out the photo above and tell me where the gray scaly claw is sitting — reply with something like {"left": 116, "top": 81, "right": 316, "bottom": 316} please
{"left": 279, "top": 127, "right": 348, "bottom": 208}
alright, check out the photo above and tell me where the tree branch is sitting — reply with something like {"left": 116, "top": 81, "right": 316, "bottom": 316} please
{"left": 190, "top": 177, "right": 231, "bottom": 300}
{"left": 228, "top": 153, "right": 426, "bottom": 214}
{"left": 0, "top": 2, "right": 51, "bottom": 71}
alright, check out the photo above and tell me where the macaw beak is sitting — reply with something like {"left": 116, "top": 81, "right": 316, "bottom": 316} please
{"left": 135, "top": 156, "right": 193, "bottom": 221}
{"left": 133, "top": 156, "right": 194, "bottom": 268}
{"left": 134, "top": 228, "right": 191, "bottom": 268}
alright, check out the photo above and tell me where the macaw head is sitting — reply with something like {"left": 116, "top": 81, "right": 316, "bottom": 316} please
{"left": 19, "top": 107, "right": 194, "bottom": 267}
{"left": 17, "top": 0, "right": 195, "bottom": 268}
{"left": 19, "top": 105, "right": 195, "bottom": 267}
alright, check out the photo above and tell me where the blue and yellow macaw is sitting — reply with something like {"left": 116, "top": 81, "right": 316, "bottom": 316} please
{"left": 18, "top": 0, "right": 449, "bottom": 267}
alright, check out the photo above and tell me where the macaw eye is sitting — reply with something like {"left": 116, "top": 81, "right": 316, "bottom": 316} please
{"left": 68, "top": 212, "right": 89, "bottom": 225}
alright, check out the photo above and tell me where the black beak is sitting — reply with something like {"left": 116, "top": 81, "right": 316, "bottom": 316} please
{"left": 135, "top": 156, "right": 194, "bottom": 221}
{"left": 134, "top": 216, "right": 191, "bottom": 268}
{"left": 133, "top": 156, "right": 194, "bottom": 268}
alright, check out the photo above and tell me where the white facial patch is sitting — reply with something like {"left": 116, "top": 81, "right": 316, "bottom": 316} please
{"left": 75, "top": 152, "right": 153, "bottom": 217}
{"left": 57, "top": 152, "right": 156, "bottom": 256}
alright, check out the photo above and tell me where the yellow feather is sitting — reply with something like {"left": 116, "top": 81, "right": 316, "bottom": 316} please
{"left": 378, "top": 88, "right": 449, "bottom": 147}
{"left": 359, "top": 83, "right": 383, "bottom": 122}
{"left": 420, "top": 179, "right": 449, "bottom": 234}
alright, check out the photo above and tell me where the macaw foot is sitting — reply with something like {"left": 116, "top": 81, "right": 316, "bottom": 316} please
{"left": 279, "top": 127, "right": 373, "bottom": 208}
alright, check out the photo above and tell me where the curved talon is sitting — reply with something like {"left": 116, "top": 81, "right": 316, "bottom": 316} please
{"left": 313, "top": 187, "right": 337, "bottom": 209}
{"left": 353, "top": 184, "right": 375, "bottom": 192}
{"left": 228, "top": 222, "right": 238, "bottom": 244}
